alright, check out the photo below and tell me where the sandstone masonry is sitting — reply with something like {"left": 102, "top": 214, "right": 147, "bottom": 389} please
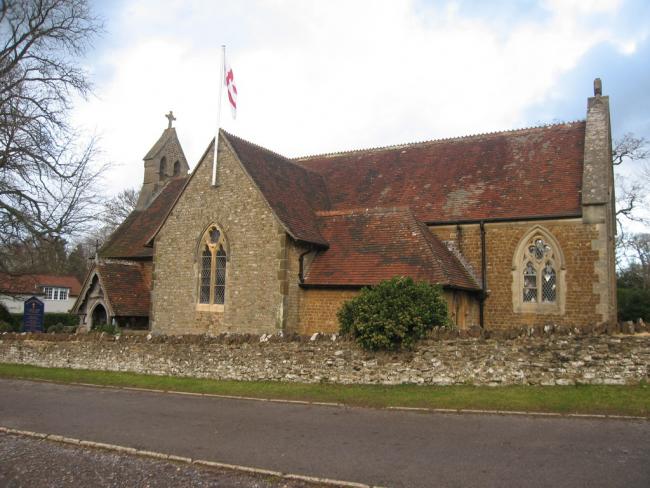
{"left": 152, "top": 138, "right": 286, "bottom": 335}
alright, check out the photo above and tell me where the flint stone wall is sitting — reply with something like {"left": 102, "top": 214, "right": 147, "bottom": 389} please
{"left": 0, "top": 333, "right": 648, "bottom": 386}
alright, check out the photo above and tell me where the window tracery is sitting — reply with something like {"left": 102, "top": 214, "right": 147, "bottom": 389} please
{"left": 513, "top": 228, "right": 565, "bottom": 314}
{"left": 198, "top": 225, "right": 227, "bottom": 307}
{"left": 521, "top": 237, "right": 558, "bottom": 304}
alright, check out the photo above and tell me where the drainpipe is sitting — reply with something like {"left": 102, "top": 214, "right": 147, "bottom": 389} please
{"left": 479, "top": 220, "right": 487, "bottom": 328}
{"left": 298, "top": 247, "right": 312, "bottom": 284}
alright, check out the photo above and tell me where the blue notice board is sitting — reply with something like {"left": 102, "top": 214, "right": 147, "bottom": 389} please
{"left": 23, "top": 296, "right": 45, "bottom": 333}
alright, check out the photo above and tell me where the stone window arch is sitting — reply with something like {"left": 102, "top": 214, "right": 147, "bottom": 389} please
{"left": 159, "top": 156, "right": 167, "bottom": 177}
{"left": 197, "top": 225, "right": 228, "bottom": 311}
{"left": 173, "top": 160, "right": 180, "bottom": 176}
{"left": 512, "top": 226, "right": 566, "bottom": 315}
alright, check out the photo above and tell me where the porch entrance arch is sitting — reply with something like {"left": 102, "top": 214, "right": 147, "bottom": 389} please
{"left": 91, "top": 303, "right": 108, "bottom": 328}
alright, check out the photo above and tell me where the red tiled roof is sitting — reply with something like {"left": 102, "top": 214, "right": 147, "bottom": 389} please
{"left": 303, "top": 208, "right": 480, "bottom": 289}
{"left": 295, "top": 122, "right": 585, "bottom": 223}
{"left": 97, "top": 261, "right": 150, "bottom": 316}
{"left": 223, "top": 132, "right": 329, "bottom": 246}
{"left": 100, "top": 178, "right": 188, "bottom": 259}
{"left": 0, "top": 273, "right": 82, "bottom": 296}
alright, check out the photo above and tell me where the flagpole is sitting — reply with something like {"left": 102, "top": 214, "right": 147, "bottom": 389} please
{"left": 212, "top": 44, "right": 225, "bottom": 187}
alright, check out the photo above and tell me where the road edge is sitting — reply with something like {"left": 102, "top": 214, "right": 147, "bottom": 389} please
{"left": 4, "top": 376, "right": 647, "bottom": 421}
{"left": 0, "top": 426, "right": 383, "bottom": 488}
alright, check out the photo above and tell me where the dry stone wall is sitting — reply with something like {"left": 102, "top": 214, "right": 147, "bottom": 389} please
{"left": 0, "top": 333, "right": 647, "bottom": 386}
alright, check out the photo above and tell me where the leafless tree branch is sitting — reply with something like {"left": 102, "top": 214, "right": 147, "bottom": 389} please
{"left": 0, "top": 0, "right": 104, "bottom": 272}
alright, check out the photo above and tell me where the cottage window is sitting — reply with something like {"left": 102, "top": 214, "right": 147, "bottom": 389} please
{"left": 197, "top": 225, "right": 228, "bottom": 309}
{"left": 512, "top": 227, "right": 565, "bottom": 314}
{"left": 43, "top": 287, "right": 69, "bottom": 301}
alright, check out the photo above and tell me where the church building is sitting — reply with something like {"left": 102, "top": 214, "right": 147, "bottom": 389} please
{"left": 74, "top": 81, "right": 617, "bottom": 335}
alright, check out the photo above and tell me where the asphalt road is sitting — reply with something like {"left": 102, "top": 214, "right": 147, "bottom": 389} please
{"left": 0, "top": 378, "right": 648, "bottom": 488}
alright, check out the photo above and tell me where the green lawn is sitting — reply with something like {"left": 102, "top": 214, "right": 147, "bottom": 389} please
{"left": 0, "top": 363, "right": 647, "bottom": 417}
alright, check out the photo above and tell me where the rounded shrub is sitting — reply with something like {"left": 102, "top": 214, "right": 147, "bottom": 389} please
{"left": 338, "top": 277, "right": 450, "bottom": 351}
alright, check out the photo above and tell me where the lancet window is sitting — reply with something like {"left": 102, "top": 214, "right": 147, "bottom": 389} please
{"left": 198, "top": 226, "right": 227, "bottom": 306}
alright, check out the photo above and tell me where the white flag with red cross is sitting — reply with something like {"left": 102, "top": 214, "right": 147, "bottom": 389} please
{"left": 212, "top": 45, "right": 238, "bottom": 187}
{"left": 224, "top": 58, "right": 237, "bottom": 119}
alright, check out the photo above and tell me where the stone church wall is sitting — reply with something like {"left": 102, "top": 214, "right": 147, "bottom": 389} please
{"left": 152, "top": 138, "right": 286, "bottom": 335}
{"left": 0, "top": 333, "right": 647, "bottom": 386}
{"left": 429, "top": 218, "right": 603, "bottom": 329}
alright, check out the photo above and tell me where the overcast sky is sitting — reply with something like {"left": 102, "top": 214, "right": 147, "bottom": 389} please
{"left": 74, "top": 0, "right": 650, "bottom": 219}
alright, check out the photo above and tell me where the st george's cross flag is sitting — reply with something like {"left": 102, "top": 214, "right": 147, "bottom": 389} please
{"left": 212, "top": 46, "right": 237, "bottom": 186}
{"left": 224, "top": 57, "right": 237, "bottom": 119}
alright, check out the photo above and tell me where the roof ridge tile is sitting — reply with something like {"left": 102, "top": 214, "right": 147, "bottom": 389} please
{"left": 315, "top": 206, "right": 410, "bottom": 217}
{"left": 293, "top": 120, "right": 586, "bottom": 161}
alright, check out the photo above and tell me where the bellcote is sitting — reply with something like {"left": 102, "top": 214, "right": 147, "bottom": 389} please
{"left": 136, "top": 112, "right": 189, "bottom": 210}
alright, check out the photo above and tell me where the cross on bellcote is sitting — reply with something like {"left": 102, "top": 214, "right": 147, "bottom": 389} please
{"left": 165, "top": 110, "right": 176, "bottom": 129}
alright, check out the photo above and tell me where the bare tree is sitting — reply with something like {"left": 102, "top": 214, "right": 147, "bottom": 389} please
{"left": 615, "top": 176, "right": 647, "bottom": 230}
{"left": 100, "top": 188, "right": 140, "bottom": 231}
{"left": 0, "top": 0, "right": 104, "bottom": 271}
{"left": 620, "top": 233, "right": 650, "bottom": 290}
{"left": 612, "top": 133, "right": 649, "bottom": 166}
{"left": 613, "top": 133, "right": 649, "bottom": 232}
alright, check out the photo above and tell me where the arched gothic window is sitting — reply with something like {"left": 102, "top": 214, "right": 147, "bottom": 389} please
{"left": 198, "top": 226, "right": 227, "bottom": 307}
{"left": 173, "top": 160, "right": 181, "bottom": 176}
{"left": 512, "top": 227, "right": 565, "bottom": 314}
{"left": 160, "top": 156, "right": 167, "bottom": 177}
{"left": 522, "top": 237, "right": 557, "bottom": 303}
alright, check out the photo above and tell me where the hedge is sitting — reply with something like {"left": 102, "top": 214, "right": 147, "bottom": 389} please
{"left": 9, "top": 312, "right": 78, "bottom": 331}
{"left": 617, "top": 287, "right": 650, "bottom": 322}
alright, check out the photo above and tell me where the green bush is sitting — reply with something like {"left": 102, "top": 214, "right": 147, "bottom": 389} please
{"left": 0, "top": 303, "right": 16, "bottom": 325}
{"left": 46, "top": 323, "right": 77, "bottom": 334}
{"left": 338, "top": 277, "right": 450, "bottom": 351}
{"left": 11, "top": 312, "right": 77, "bottom": 330}
{"left": 618, "top": 287, "right": 650, "bottom": 322}
{"left": 0, "top": 321, "right": 15, "bottom": 333}
{"left": 0, "top": 304, "right": 19, "bottom": 332}
{"left": 93, "top": 323, "right": 120, "bottom": 335}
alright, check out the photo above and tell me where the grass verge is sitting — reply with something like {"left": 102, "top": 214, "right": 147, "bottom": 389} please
{"left": 0, "top": 363, "right": 647, "bottom": 417}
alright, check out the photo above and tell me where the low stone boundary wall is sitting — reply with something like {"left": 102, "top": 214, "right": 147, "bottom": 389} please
{"left": 1, "top": 332, "right": 648, "bottom": 386}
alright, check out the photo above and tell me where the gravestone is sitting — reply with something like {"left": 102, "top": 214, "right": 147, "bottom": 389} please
{"left": 22, "top": 296, "right": 44, "bottom": 333}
